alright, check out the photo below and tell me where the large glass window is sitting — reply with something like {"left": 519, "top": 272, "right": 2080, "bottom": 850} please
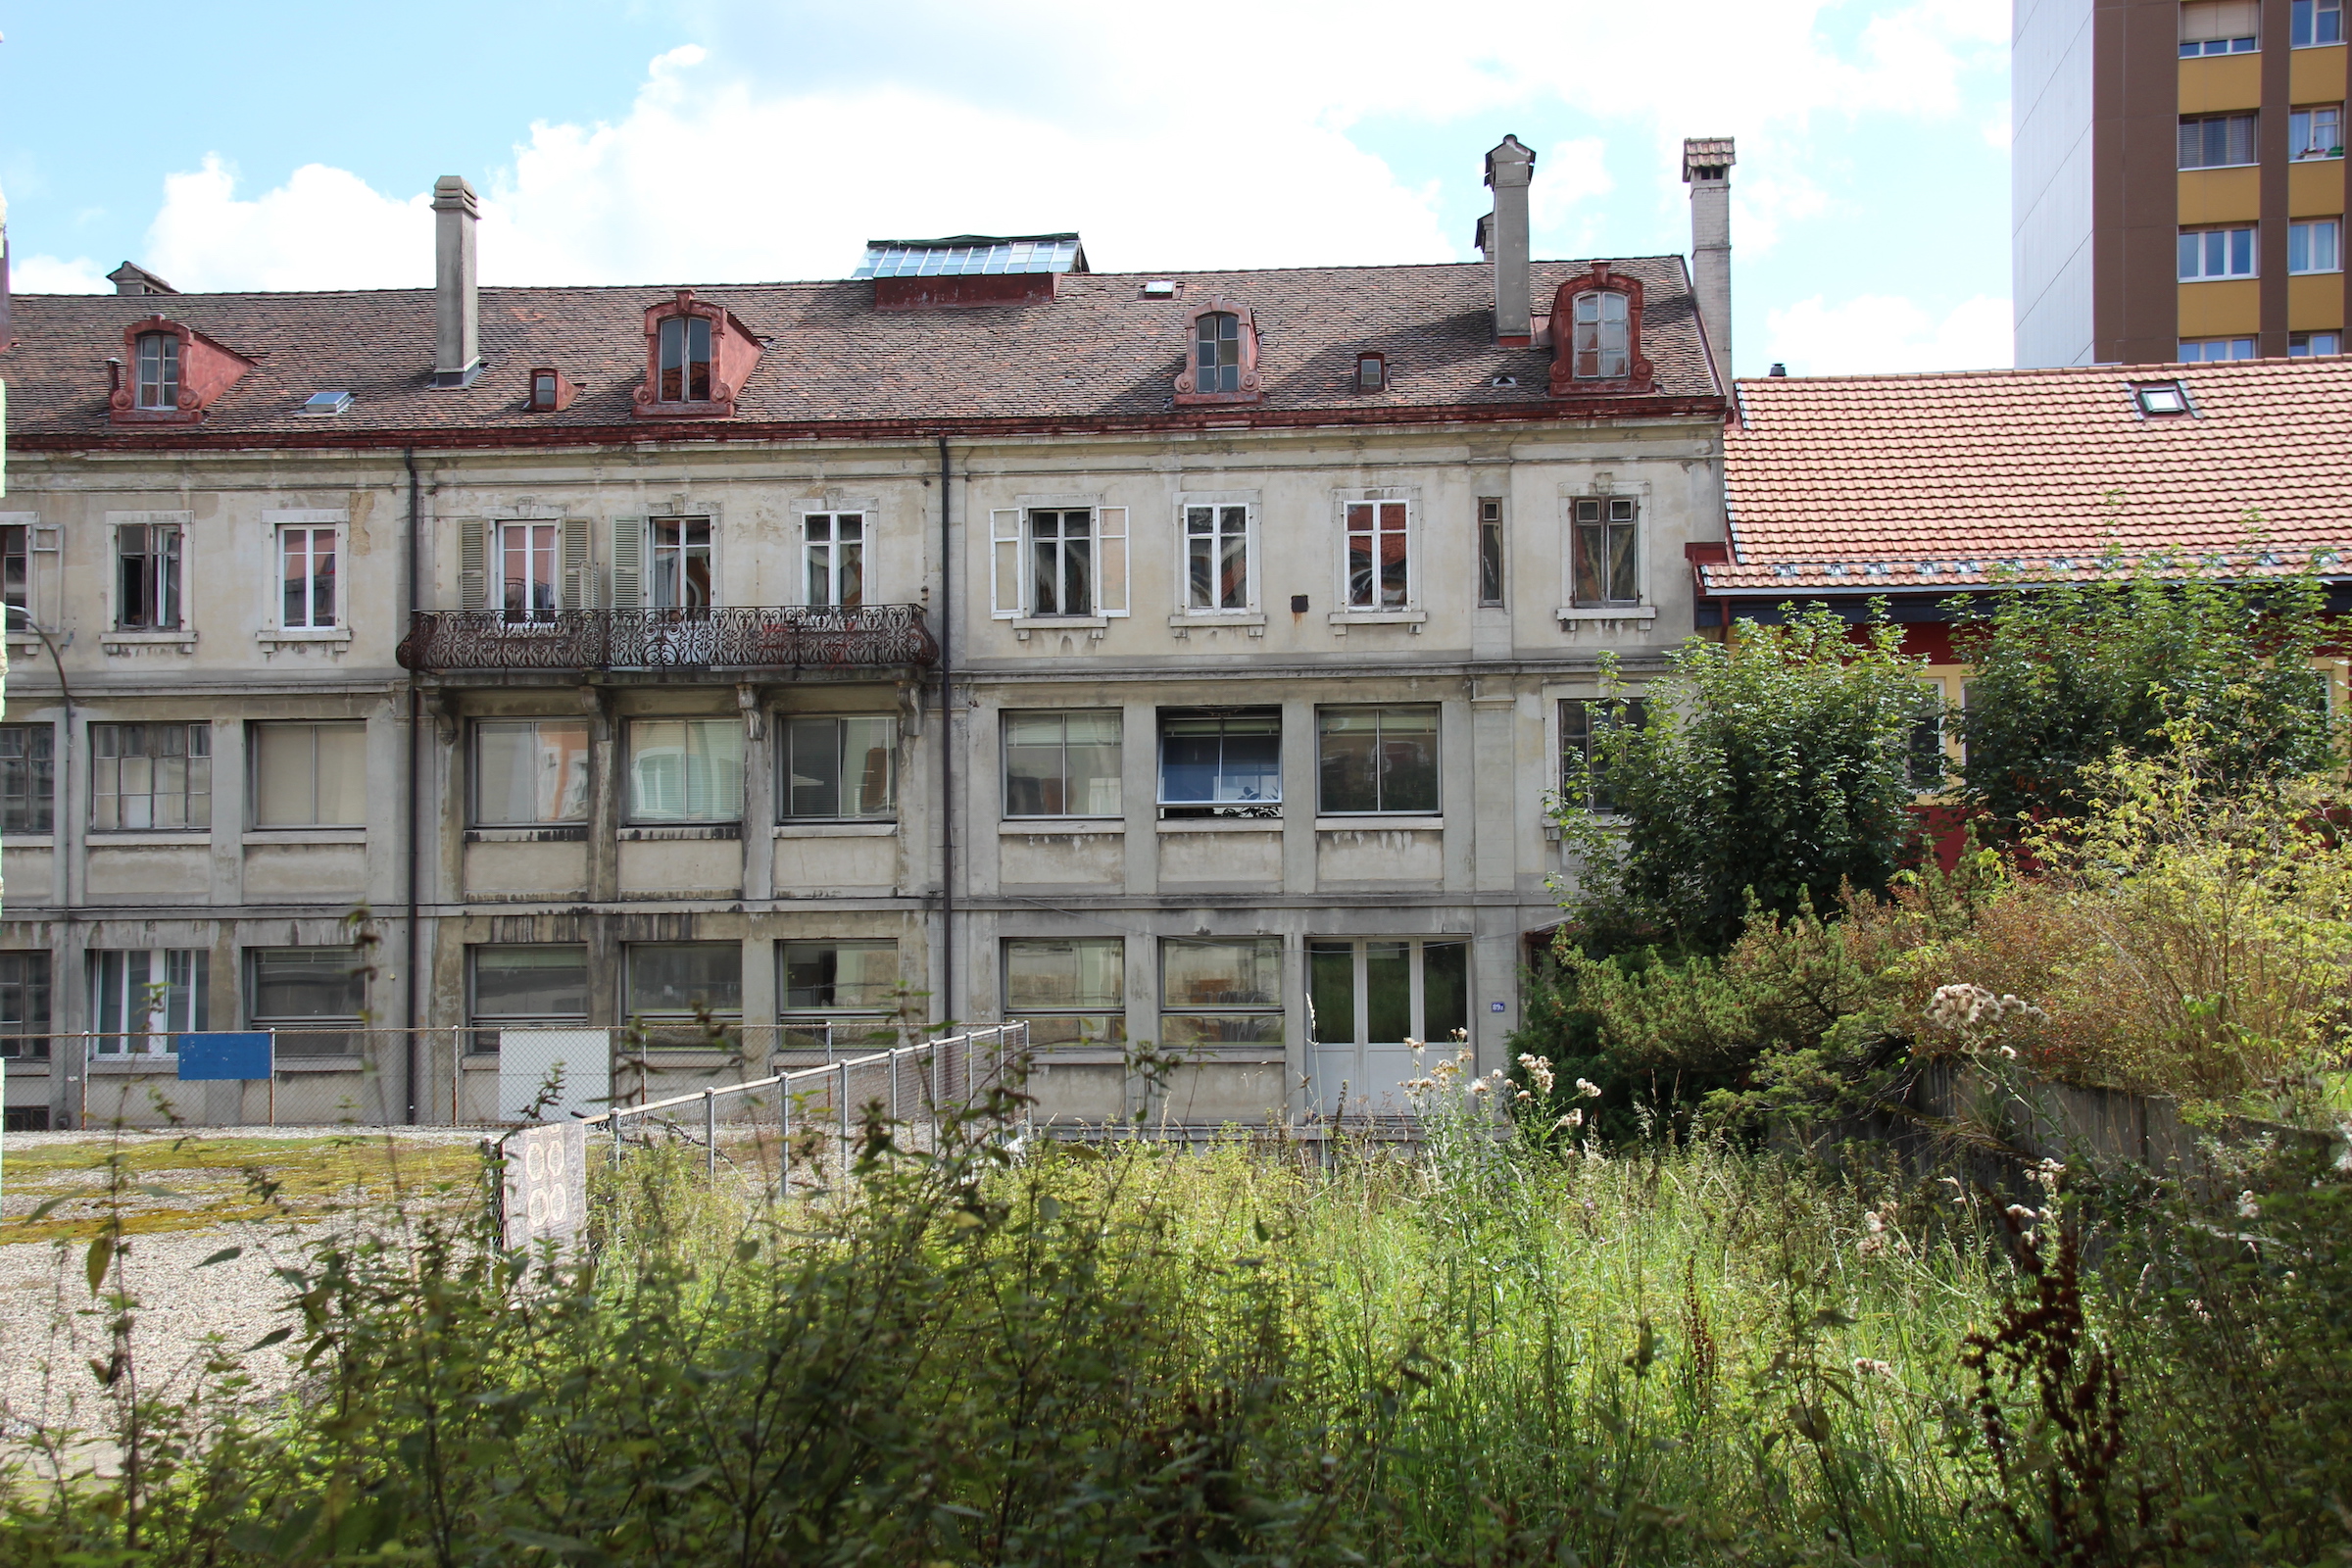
{"left": 1195, "top": 312, "right": 1242, "bottom": 393}
{"left": 91, "top": 950, "right": 209, "bottom": 1054}
{"left": 1560, "top": 698, "right": 1648, "bottom": 812}
{"left": 2292, "top": 105, "right": 2344, "bottom": 160}
{"left": 2180, "top": 336, "right": 2257, "bottom": 362}
{"left": 499, "top": 521, "right": 559, "bottom": 623}
{"left": 2182, "top": 0, "right": 2259, "bottom": 52}
{"left": 1028, "top": 510, "right": 1095, "bottom": 616}
{"left": 1004, "top": 937, "right": 1124, "bottom": 1049}
{"left": 279, "top": 525, "right": 337, "bottom": 629}
{"left": 780, "top": 715, "right": 895, "bottom": 821}
{"left": 0, "top": 951, "right": 52, "bottom": 1059}
{"left": 134, "top": 331, "right": 179, "bottom": 410}
{"left": 116, "top": 522, "right": 182, "bottom": 631}
{"left": 470, "top": 945, "right": 589, "bottom": 1054}
{"left": 1344, "top": 500, "right": 1410, "bottom": 609}
{"left": 625, "top": 718, "right": 744, "bottom": 824}
{"left": 1185, "top": 505, "right": 1250, "bottom": 612}
{"left": 1572, "top": 498, "right": 1641, "bottom": 606}
{"left": 249, "top": 948, "right": 366, "bottom": 1058}
{"left": 250, "top": 721, "right": 368, "bottom": 829}
{"left": 649, "top": 516, "right": 712, "bottom": 610}
{"left": 803, "top": 514, "right": 864, "bottom": 608}
{"left": 2180, "top": 225, "right": 2258, "bottom": 280}
{"left": 780, "top": 939, "right": 900, "bottom": 1051}
{"left": 625, "top": 943, "right": 743, "bottom": 1048}
{"left": 1307, "top": 937, "right": 1471, "bottom": 1114}
{"left": 1571, "top": 289, "right": 1632, "bottom": 379}
{"left": 2291, "top": 0, "right": 2342, "bottom": 47}
{"left": 0, "top": 724, "right": 55, "bottom": 834}
{"left": 657, "top": 314, "right": 713, "bottom": 403}
{"left": 2179, "top": 113, "right": 2257, "bottom": 169}
{"left": 1317, "top": 706, "right": 1439, "bottom": 815}
{"left": 1004, "top": 710, "right": 1122, "bottom": 817}
{"left": 91, "top": 722, "right": 210, "bottom": 831}
{"left": 1158, "top": 709, "right": 1281, "bottom": 817}
{"left": 2288, "top": 219, "right": 2341, "bottom": 273}
{"left": 1159, "top": 938, "right": 1283, "bottom": 1050}
{"left": 473, "top": 719, "right": 591, "bottom": 826}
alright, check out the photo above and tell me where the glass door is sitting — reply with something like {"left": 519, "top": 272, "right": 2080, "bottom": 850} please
{"left": 1306, "top": 938, "right": 1469, "bottom": 1115}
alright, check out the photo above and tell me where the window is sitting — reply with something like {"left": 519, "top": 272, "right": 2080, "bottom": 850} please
{"left": 649, "top": 516, "right": 711, "bottom": 610}
{"left": 0, "top": 725, "right": 55, "bottom": 834}
{"left": 1345, "top": 500, "right": 1411, "bottom": 609}
{"left": 91, "top": 950, "right": 208, "bottom": 1054}
{"left": 2291, "top": 105, "right": 2344, "bottom": 159}
{"left": 2, "top": 524, "right": 28, "bottom": 631}
{"left": 1029, "top": 509, "right": 1096, "bottom": 616}
{"left": 1909, "top": 684, "right": 1949, "bottom": 791}
{"left": 1159, "top": 938, "right": 1283, "bottom": 1050}
{"left": 2180, "top": 113, "right": 2258, "bottom": 168}
{"left": 251, "top": 721, "right": 368, "bottom": 828}
{"left": 1196, "top": 312, "right": 1242, "bottom": 394}
{"left": 249, "top": 947, "right": 366, "bottom": 1057}
{"left": 657, "top": 313, "right": 713, "bottom": 403}
{"left": 0, "top": 952, "right": 52, "bottom": 1059}
{"left": 499, "top": 521, "right": 560, "bottom": 623}
{"left": 1477, "top": 499, "right": 1505, "bottom": 608}
{"left": 803, "top": 514, "right": 864, "bottom": 608}
{"left": 1560, "top": 698, "right": 1648, "bottom": 812}
{"left": 1307, "top": 937, "right": 1469, "bottom": 1113}
{"left": 1004, "top": 710, "right": 1122, "bottom": 818}
{"left": 1571, "top": 290, "right": 1631, "bottom": 379}
{"left": 2179, "top": 336, "right": 2256, "bottom": 361}
{"left": 2288, "top": 219, "right": 2341, "bottom": 272}
{"left": 469, "top": 945, "right": 589, "bottom": 1054}
{"left": 277, "top": 525, "right": 336, "bottom": 629}
{"left": 2181, "top": 0, "right": 2259, "bottom": 53}
{"left": 91, "top": 722, "right": 210, "bottom": 831}
{"left": 1318, "top": 706, "right": 1440, "bottom": 816}
{"left": 525, "top": 368, "right": 572, "bottom": 412}
{"left": 116, "top": 521, "right": 182, "bottom": 631}
{"left": 2134, "top": 380, "right": 2193, "bottom": 415}
{"left": 2179, "top": 225, "right": 2256, "bottom": 280}
{"left": 2292, "top": 0, "right": 2343, "bottom": 46}
{"left": 1185, "top": 504, "right": 1250, "bottom": 612}
{"left": 625, "top": 718, "right": 744, "bottom": 824}
{"left": 780, "top": 939, "right": 900, "bottom": 1051}
{"left": 780, "top": 714, "right": 896, "bottom": 821}
{"left": 2290, "top": 329, "right": 2345, "bottom": 355}
{"left": 1572, "top": 498, "right": 1641, "bottom": 607}
{"left": 1004, "top": 937, "right": 1124, "bottom": 1049}
{"left": 1159, "top": 709, "right": 1281, "bottom": 817}
{"left": 473, "top": 720, "right": 590, "bottom": 826}
{"left": 626, "top": 943, "right": 743, "bottom": 1046}
{"left": 134, "top": 330, "right": 179, "bottom": 410}
{"left": 1355, "top": 352, "right": 1387, "bottom": 392}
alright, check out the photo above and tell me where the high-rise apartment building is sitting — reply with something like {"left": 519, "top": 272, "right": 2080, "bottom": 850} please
{"left": 2015, "top": 0, "right": 2349, "bottom": 366}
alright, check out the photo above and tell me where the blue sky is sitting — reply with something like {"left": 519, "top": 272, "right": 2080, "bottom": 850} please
{"left": 0, "top": 0, "right": 2013, "bottom": 376}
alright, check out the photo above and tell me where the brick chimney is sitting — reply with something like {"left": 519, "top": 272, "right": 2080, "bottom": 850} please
{"left": 1683, "top": 137, "right": 1736, "bottom": 391}
{"left": 431, "top": 175, "right": 481, "bottom": 389}
{"left": 1482, "top": 135, "right": 1537, "bottom": 345}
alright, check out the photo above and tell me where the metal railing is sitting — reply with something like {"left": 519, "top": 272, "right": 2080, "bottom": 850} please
{"left": 396, "top": 604, "right": 937, "bottom": 674}
{"left": 584, "top": 1023, "right": 1029, "bottom": 1187}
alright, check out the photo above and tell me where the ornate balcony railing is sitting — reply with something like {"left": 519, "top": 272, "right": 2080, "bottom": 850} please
{"left": 396, "top": 605, "right": 937, "bottom": 675}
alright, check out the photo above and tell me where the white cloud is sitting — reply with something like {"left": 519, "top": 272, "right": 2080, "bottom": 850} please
{"left": 1761, "top": 292, "right": 2012, "bottom": 374}
{"left": 147, "top": 157, "right": 431, "bottom": 291}
{"left": 10, "top": 253, "right": 110, "bottom": 293}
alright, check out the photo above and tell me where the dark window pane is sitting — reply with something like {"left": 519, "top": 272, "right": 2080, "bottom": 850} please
{"left": 627, "top": 943, "right": 743, "bottom": 1016}
{"left": 1308, "top": 942, "right": 1354, "bottom": 1045}
{"left": 1422, "top": 941, "right": 1468, "bottom": 1043}
{"left": 1364, "top": 942, "right": 1411, "bottom": 1043}
{"left": 473, "top": 946, "right": 590, "bottom": 1018}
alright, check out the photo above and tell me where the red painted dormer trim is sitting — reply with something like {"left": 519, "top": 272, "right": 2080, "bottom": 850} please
{"left": 108, "top": 316, "right": 254, "bottom": 426}
{"left": 1173, "top": 298, "right": 1262, "bottom": 406}
{"left": 630, "top": 289, "right": 764, "bottom": 420}
{"left": 1548, "top": 264, "right": 1653, "bottom": 398}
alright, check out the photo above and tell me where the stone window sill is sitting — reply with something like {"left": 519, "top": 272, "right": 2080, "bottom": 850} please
{"left": 1314, "top": 815, "right": 1447, "bottom": 832}
{"left": 256, "top": 628, "right": 354, "bottom": 650}
{"left": 1555, "top": 605, "right": 1656, "bottom": 625}
{"left": 774, "top": 820, "right": 897, "bottom": 838}
{"left": 1167, "top": 612, "right": 1266, "bottom": 637}
{"left": 1001, "top": 818, "right": 1123, "bottom": 835}
{"left": 273, "top": 1055, "right": 367, "bottom": 1072}
{"left": 1010, "top": 615, "right": 1109, "bottom": 641}
{"left": 1327, "top": 610, "right": 1426, "bottom": 633}
{"left": 3, "top": 834, "right": 55, "bottom": 850}
{"left": 244, "top": 829, "right": 367, "bottom": 846}
{"left": 466, "top": 824, "right": 590, "bottom": 844}
{"left": 617, "top": 822, "right": 742, "bottom": 842}
{"left": 101, "top": 632, "right": 197, "bottom": 654}
{"left": 1155, "top": 817, "right": 1283, "bottom": 833}
{"left": 87, "top": 831, "right": 209, "bottom": 847}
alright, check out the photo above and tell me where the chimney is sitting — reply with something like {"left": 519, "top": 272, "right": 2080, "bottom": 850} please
{"left": 1683, "top": 137, "right": 1736, "bottom": 391}
{"left": 1482, "top": 135, "right": 1536, "bottom": 345}
{"left": 431, "top": 175, "right": 481, "bottom": 389}
{"left": 106, "top": 261, "right": 178, "bottom": 297}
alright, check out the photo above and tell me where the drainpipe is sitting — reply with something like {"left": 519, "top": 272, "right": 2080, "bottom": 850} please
{"left": 404, "top": 449, "right": 422, "bottom": 1122}
{"left": 936, "top": 435, "right": 955, "bottom": 1032}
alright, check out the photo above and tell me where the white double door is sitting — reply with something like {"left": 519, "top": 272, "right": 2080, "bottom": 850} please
{"left": 1306, "top": 938, "right": 1471, "bottom": 1116}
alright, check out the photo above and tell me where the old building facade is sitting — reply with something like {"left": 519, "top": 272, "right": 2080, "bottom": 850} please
{"left": 0, "top": 139, "right": 1736, "bottom": 1130}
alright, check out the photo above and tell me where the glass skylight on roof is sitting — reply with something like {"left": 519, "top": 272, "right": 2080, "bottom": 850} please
{"left": 852, "top": 234, "right": 1083, "bottom": 279}
{"left": 298, "top": 390, "right": 353, "bottom": 417}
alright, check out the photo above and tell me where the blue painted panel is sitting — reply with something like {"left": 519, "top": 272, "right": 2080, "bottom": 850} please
{"left": 176, "top": 1032, "right": 273, "bottom": 1081}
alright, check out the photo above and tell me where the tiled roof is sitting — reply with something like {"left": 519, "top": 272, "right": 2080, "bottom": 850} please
{"left": 1711, "top": 357, "right": 2352, "bottom": 593}
{"left": 0, "top": 257, "right": 1721, "bottom": 447}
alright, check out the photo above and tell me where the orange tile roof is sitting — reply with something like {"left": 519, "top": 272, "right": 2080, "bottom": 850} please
{"left": 1710, "top": 357, "right": 2352, "bottom": 595}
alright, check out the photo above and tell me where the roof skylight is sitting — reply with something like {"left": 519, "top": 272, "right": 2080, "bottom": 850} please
{"left": 2132, "top": 381, "right": 2191, "bottom": 416}
{"left": 298, "top": 390, "right": 353, "bottom": 416}
{"left": 853, "top": 234, "right": 1085, "bottom": 279}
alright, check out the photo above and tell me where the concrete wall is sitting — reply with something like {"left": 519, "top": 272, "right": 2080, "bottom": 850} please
{"left": 2015, "top": 0, "right": 2098, "bottom": 367}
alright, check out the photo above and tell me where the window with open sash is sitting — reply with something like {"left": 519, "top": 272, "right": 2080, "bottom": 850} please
{"left": 1159, "top": 709, "right": 1281, "bottom": 818}
{"left": 1344, "top": 500, "right": 1410, "bottom": 610}
{"left": 1159, "top": 938, "right": 1283, "bottom": 1051}
{"left": 2292, "top": 105, "right": 2344, "bottom": 161}
{"left": 116, "top": 522, "right": 183, "bottom": 631}
{"left": 91, "top": 950, "right": 208, "bottom": 1054}
{"left": 278, "top": 524, "right": 337, "bottom": 628}
{"left": 1572, "top": 498, "right": 1641, "bottom": 607}
{"left": 780, "top": 939, "right": 900, "bottom": 1052}
{"left": 1559, "top": 698, "right": 1647, "bottom": 812}
{"left": 1004, "top": 937, "right": 1124, "bottom": 1049}
{"left": 2, "top": 525, "right": 29, "bottom": 632}
{"left": 803, "top": 514, "right": 864, "bottom": 608}
{"left": 991, "top": 508, "right": 1128, "bottom": 618}
{"left": 1185, "top": 505, "right": 1251, "bottom": 612}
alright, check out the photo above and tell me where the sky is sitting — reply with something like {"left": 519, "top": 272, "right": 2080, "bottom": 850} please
{"left": 0, "top": 0, "right": 2014, "bottom": 378}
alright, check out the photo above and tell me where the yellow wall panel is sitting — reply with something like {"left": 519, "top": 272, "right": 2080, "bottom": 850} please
{"left": 2180, "top": 54, "right": 2264, "bottom": 112}
{"left": 2180, "top": 166, "right": 2263, "bottom": 222}
{"left": 2288, "top": 44, "right": 2348, "bottom": 103}
{"left": 2179, "top": 278, "right": 2263, "bottom": 333}
{"left": 2288, "top": 159, "right": 2347, "bottom": 217}
{"left": 2288, "top": 272, "right": 2346, "bottom": 329}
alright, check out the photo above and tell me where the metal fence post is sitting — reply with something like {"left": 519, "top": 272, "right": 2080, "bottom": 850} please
{"left": 779, "top": 1070, "right": 793, "bottom": 1197}
{"left": 889, "top": 1046, "right": 901, "bottom": 1124}
{"left": 704, "top": 1087, "right": 717, "bottom": 1188}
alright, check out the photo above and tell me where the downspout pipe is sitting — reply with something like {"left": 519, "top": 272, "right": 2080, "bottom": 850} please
{"left": 404, "top": 449, "right": 421, "bottom": 1123}
{"left": 936, "top": 434, "right": 955, "bottom": 1034}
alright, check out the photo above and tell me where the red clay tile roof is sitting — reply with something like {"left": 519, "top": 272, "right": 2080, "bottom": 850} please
{"left": 0, "top": 258, "right": 1722, "bottom": 449}
{"left": 1712, "top": 357, "right": 2352, "bottom": 594}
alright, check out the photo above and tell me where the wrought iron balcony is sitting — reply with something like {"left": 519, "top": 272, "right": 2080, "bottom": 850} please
{"left": 396, "top": 605, "right": 937, "bottom": 675}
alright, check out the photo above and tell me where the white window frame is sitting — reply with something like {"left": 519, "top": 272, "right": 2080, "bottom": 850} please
{"left": 1333, "top": 493, "right": 1419, "bottom": 616}
{"left": 263, "top": 509, "right": 349, "bottom": 637}
{"left": 2291, "top": 0, "right": 2343, "bottom": 48}
{"left": 0, "top": 512, "right": 58, "bottom": 637}
{"left": 990, "top": 500, "right": 1128, "bottom": 621}
{"left": 2290, "top": 105, "right": 2343, "bottom": 160}
{"left": 2288, "top": 218, "right": 2342, "bottom": 273}
{"left": 799, "top": 511, "right": 867, "bottom": 609}
{"left": 647, "top": 514, "right": 715, "bottom": 611}
{"left": 497, "top": 519, "right": 564, "bottom": 622}
{"left": 133, "top": 331, "right": 179, "bottom": 411}
{"left": 1552, "top": 481, "right": 1657, "bottom": 627}
{"left": 2180, "top": 224, "right": 2259, "bottom": 280}
{"left": 2179, "top": 336, "right": 2257, "bottom": 361}
{"left": 91, "top": 949, "right": 208, "bottom": 1054}
{"left": 1173, "top": 493, "right": 1259, "bottom": 618}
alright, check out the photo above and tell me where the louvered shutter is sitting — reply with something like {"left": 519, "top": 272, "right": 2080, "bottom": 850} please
{"left": 29, "top": 525, "right": 62, "bottom": 631}
{"left": 559, "top": 516, "right": 590, "bottom": 612}
{"left": 990, "top": 510, "right": 1022, "bottom": 618}
{"left": 458, "top": 518, "right": 488, "bottom": 611}
{"left": 609, "top": 517, "right": 645, "bottom": 609}
{"left": 1095, "top": 507, "right": 1128, "bottom": 616}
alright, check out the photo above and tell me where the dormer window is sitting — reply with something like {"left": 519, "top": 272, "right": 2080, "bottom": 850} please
{"left": 1173, "top": 300, "right": 1262, "bottom": 406}
{"left": 1547, "top": 265, "right": 1653, "bottom": 396}
{"left": 135, "top": 332, "right": 179, "bottom": 410}
{"left": 1355, "top": 352, "right": 1388, "bottom": 392}
{"left": 1571, "top": 293, "right": 1630, "bottom": 379}
{"left": 630, "top": 291, "right": 762, "bottom": 420}
{"left": 658, "top": 315, "right": 712, "bottom": 403}
{"left": 525, "top": 368, "right": 577, "bottom": 413}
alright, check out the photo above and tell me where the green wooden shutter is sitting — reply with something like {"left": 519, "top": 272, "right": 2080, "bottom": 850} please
{"left": 609, "top": 517, "right": 644, "bottom": 609}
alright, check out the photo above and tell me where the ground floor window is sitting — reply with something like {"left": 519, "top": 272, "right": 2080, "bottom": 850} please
{"left": 468, "top": 945, "right": 590, "bottom": 1054}
{"left": 1158, "top": 938, "right": 1283, "bottom": 1051}
{"left": 779, "top": 939, "right": 900, "bottom": 1053}
{"left": 1306, "top": 937, "right": 1470, "bottom": 1115}
{"left": 0, "top": 951, "right": 51, "bottom": 1059}
{"left": 248, "top": 947, "right": 366, "bottom": 1057}
{"left": 624, "top": 942, "right": 742, "bottom": 1048}
{"left": 91, "top": 949, "right": 209, "bottom": 1054}
{"left": 1004, "top": 937, "right": 1124, "bottom": 1049}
